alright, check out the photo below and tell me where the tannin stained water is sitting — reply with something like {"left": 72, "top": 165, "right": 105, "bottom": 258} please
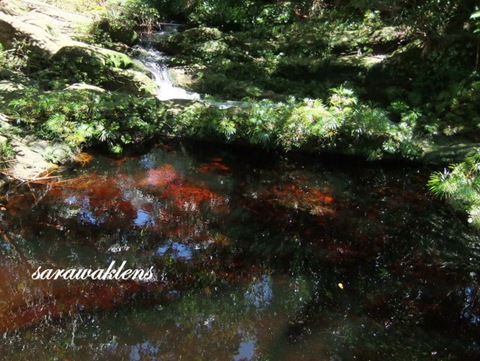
{"left": 0, "top": 141, "right": 479, "bottom": 360}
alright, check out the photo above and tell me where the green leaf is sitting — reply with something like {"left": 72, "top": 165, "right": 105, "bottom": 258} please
{"left": 470, "top": 11, "right": 480, "bottom": 19}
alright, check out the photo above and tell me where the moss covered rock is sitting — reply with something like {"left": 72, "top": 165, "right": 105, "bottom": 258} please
{"left": 52, "top": 42, "right": 134, "bottom": 70}
{"left": 51, "top": 42, "right": 158, "bottom": 96}
{"left": 107, "top": 68, "right": 159, "bottom": 97}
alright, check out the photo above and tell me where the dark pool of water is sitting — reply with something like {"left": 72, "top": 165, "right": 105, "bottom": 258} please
{"left": 0, "top": 141, "right": 479, "bottom": 360}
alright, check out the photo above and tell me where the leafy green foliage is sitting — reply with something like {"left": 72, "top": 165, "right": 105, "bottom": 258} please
{"left": 87, "top": 0, "right": 160, "bottom": 46}
{"left": 168, "top": 87, "right": 420, "bottom": 159}
{"left": 428, "top": 152, "right": 480, "bottom": 227}
{"left": 152, "top": 0, "right": 295, "bottom": 29}
{"left": 5, "top": 89, "right": 164, "bottom": 153}
{"left": 0, "top": 44, "right": 9, "bottom": 70}
{"left": 427, "top": 76, "right": 480, "bottom": 140}
{"left": 0, "top": 40, "right": 40, "bottom": 75}
{"left": 163, "top": 11, "right": 393, "bottom": 100}
{"left": 472, "top": 10, "right": 480, "bottom": 33}
{"left": 0, "top": 137, "right": 14, "bottom": 165}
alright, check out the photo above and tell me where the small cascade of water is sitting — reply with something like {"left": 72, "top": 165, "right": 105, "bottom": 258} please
{"left": 135, "top": 47, "right": 201, "bottom": 101}
{"left": 135, "top": 26, "right": 249, "bottom": 108}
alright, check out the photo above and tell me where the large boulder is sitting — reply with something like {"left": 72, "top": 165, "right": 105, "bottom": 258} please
{"left": 51, "top": 43, "right": 158, "bottom": 96}
{"left": 0, "top": 1, "right": 156, "bottom": 97}
{"left": 0, "top": 0, "right": 92, "bottom": 55}
{"left": 52, "top": 42, "right": 134, "bottom": 70}
{"left": 0, "top": 0, "right": 23, "bottom": 16}
{"left": 0, "top": 117, "right": 75, "bottom": 182}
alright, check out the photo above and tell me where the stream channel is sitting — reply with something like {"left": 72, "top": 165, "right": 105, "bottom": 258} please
{"left": 0, "top": 29, "right": 479, "bottom": 361}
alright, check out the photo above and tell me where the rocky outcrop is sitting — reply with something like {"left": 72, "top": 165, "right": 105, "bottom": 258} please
{"left": 0, "top": 0, "right": 89, "bottom": 56}
{"left": 65, "top": 83, "right": 106, "bottom": 93}
{"left": 0, "top": 114, "right": 75, "bottom": 184}
{"left": 0, "top": 1, "right": 157, "bottom": 97}
{"left": 0, "top": 11, "right": 61, "bottom": 56}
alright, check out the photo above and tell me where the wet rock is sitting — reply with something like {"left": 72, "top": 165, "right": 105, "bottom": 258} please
{"left": 107, "top": 68, "right": 159, "bottom": 97}
{"left": 168, "top": 66, "right": 202, "bottom": 92}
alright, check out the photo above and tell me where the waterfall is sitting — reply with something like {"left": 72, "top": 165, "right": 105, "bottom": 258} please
{"left": 134, "top": 29, "right": 200, "bottom": 101}
{"left": 135, "top": 27, "right": 247, "bottom": 108}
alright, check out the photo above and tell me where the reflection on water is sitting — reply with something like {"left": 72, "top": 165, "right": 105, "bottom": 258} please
{"left": 234, "top": 335, "right": 256, "bottom": 361}
{"left": 0, "top": 141, "right": 479, "bottom": 360}
{"left": 245, "top": 275, "right": 273, "bottom": 310}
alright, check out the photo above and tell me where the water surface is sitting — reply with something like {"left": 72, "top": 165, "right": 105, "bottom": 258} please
{"left": 0, "top": 141, "right": 479, "bottom": 360}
